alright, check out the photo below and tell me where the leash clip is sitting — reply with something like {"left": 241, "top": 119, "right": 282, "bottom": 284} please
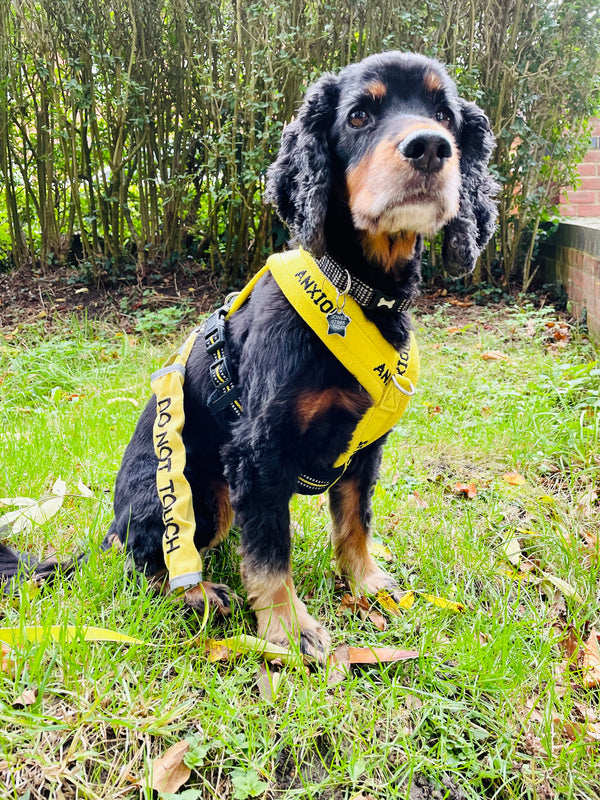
{"left": 327, "top": 269, "right": 352, "bottom": 337}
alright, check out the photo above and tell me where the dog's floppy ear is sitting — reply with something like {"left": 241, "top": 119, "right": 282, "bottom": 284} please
{"left": 442, "top": 99, "right": 499, "bottom": 276}
{"left": 265, "top": 74, "right": 339, "bottom": 257}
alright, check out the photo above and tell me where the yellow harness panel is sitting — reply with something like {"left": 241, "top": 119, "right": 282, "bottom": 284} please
{"left": 151, "top": 329, "right": 204, "bottom": 593}
{"left": 265, "top": 249, "right": 419, "bottom": 471}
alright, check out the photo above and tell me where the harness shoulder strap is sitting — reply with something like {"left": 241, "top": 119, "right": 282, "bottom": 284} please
{"left": 266, "top": 248, "right": 419, "bottom": 471}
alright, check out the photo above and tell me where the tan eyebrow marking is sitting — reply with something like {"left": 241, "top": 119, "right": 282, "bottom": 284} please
{"left": 424, "top": 70, "right": 443, "bottom": 93}
{"left": 365, "top": 80, "right": 387, "bottom": 99}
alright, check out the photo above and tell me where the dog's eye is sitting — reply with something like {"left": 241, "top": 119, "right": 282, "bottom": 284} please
{"left": 435, "top": 108, "right": 452, "bottom": 126}
{"left": 348, "top": 108, "right": 370, "bottom": 129}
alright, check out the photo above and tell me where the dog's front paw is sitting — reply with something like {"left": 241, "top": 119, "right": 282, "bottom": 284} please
{"left": 351, "top": 564, "right": 400, "bottom": 598}
{"left": 262, "top": 616, "right": 331, "bottom": 664}
{"left": 185, "top": 581, "right": 240, "bottom": 616}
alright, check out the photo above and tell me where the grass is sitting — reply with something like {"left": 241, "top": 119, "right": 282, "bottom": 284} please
{"left": 0, "top": 298, "right": 599, "bottom": 800}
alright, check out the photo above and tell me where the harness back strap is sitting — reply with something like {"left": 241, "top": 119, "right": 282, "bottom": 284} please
{"left": 151, "top": 328, "right": 203, "bottom": 593}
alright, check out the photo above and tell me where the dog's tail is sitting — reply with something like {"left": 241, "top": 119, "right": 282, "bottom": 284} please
{"left": 0, "top": 542, "right": 85, "bottom": 594}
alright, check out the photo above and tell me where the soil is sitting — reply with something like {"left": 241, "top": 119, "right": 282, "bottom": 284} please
{"left": 0, "top": 260, "right": 220, "bottom": 331}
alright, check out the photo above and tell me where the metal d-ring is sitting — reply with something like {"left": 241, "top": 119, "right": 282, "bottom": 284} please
{"left": 392, "top": 375, "right": 416, "bottom": 396}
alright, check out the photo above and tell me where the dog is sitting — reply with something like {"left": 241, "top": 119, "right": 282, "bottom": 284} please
{"left": 0, "top": 52, "right": 497, "bottom": 661}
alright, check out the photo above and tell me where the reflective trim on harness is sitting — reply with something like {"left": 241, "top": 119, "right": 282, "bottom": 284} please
{"left": 151, "top": 328, "right": 203, "bottom": 594}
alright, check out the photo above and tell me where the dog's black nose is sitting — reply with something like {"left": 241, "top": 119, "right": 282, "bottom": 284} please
{"left": 399, "top": 130, "right": 453, "bottom": 173}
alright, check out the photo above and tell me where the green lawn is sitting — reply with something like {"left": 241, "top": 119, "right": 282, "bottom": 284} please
{"left": 0, "top": 298, "right": 599, "bottom": 800}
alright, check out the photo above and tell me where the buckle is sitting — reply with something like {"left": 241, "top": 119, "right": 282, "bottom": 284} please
{"left": 209, "top": 356, "right": 232, "bottom": 387}
{"left": 204, "top": 314, "right": 226, "bottom": 355}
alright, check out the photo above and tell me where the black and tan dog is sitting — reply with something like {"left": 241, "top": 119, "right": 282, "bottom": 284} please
{"left": 0, "top": 52, "right": 497, "bottom": 659}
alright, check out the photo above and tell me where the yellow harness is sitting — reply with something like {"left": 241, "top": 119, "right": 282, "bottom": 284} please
{"left": 152, "top": 248, "right": 419, "bottom": 592}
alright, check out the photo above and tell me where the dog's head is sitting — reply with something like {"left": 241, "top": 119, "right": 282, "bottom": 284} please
{"left": 266, "top": 52, "right": 498, "bottom": 277}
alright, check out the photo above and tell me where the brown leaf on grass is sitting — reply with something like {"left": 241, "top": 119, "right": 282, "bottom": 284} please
{"left": 454, "top": 481, "right": 477, "bottom": 498}
{"left": 1, "top": 642, "right": 17, "bottom": 676}
{"left": 346, "top": 646, "right": 419, "bottom": 665}
{"left": 446, "top": 326, "right": 464, "bottom": 334}
{"left": 559, "top": 626, "right": 580, "bottom": 661}
{"left": 582, "top": 629, "right": 600, "bottom": 688}
{"left": 13, "top": 687, "right": 38, "bottom": 707}
{"left": 447, "top": 298, "right": 473, "bottom": 307}
{"left": 582, "top": 530, "right": 599, "bottom": 552}
{"left": 367, "top": 610, "right": 387, "bottom": 632}
{"left": 151, "top": 740, "right": 191, "bottom": 794}
{"left": 205, "top": 640, "right": 231, "bottom": 662}
{"left": 481, "top": 350, "right": 508, "bottom": 361}
{"left": 502, "top": 471, "right": 526, "bottom": 486}
{"left": 337, "top": 593, "right": 370, "bottom": 617}
{"left": 407, "top": 490, "right": 428, "bottom": 509}
{"left": 328, "top": 644, "right": 351, "bottom": 687}
{"left": 256, "top": 663, "right": 281, "bottom": 703}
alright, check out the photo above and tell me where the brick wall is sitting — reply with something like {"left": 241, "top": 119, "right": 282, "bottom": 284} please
{"left": 559, "top": 119, "right": 600, "bottom": 218}
{"left": 539, "top": 221, "right": 600, "bottom": 343}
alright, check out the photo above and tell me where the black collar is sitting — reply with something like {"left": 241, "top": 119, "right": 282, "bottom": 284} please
{"left": 317, "top": 253, "right": 412, "bottom": 313}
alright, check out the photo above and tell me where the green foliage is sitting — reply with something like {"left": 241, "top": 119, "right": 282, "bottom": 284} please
{"left": 0, "top": 0, "right": 599, "bottom": 288}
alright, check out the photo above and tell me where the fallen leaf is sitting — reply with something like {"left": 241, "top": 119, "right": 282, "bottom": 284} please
{"left": 337, "top": 593, "right": 370, "bottom": 616}
{"left": 328, "top": 644, "right": 351, "bottom": 686}
{"left": 481, "top": 350, "right": 508, "bottom": 361}
{"left": 446, "top": 326, "right": 464, "bottom": 334}
{"left": 346, "top": 646, "right": 419, "bottom": 665}
{"left": 0, "top": 625, "right": 145, "bottom": 646}
{"left": 368, "top": 540, "right": 394, "bottom": 562}
{"left": 13, "top": 687, "right": 38, "bottom": 707}
{"left": 205, "top": 640, "right": 231, "bottom": 662}
{"left": 502, "top": 536, "right": 522, "bottom": 566}
{"left": 447, "top": 298, "right": 472, "bottom": 307}
{"left": 420, "top": 593, "right": 465, "bottom": 613}
{"left": 256, "top": 663, "right": 281, "bottom": 702}
{"left": 583, "top": 629, "right": 600, "bottom": 688}
{"left": 106, "top": 396, "right": 139, "bottom": 407}
{"left": 376, "top": 589, "right": 414, "bottom": 614}
{"left": 502, "top": 471, "right": 526, "bottom": 486}
{"left": 151, "top": 740, "right": 191, "bottom": 794}
{"left": 203, "top": 635, "right": 306, "bottom": 667}
{"left": 77, "top": 481, "right": 95, "bottom": 498}
{"left": 539, "top": 572, "right": 583, "bottom": 604}
{"left": 1, "top": 642, "right": 17, "bottom": 676}
{"left": 0, "top": 496, "right": 37, "bottom": 508}
{"left": 0, "top": 479, "right": 67, "bottom": 534}
{"left": 407, "top": 490, "right": 428, "bottom": 509}
{"left": 367, "top": 610, "right": 387, "bottom": 631}
{"left": 454, "top": 481, "right": 477, "bottom": 498}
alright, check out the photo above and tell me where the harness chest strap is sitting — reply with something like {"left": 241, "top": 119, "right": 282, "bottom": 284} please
{"left": 264, "top": 249, "right": 420, "bottom": 472}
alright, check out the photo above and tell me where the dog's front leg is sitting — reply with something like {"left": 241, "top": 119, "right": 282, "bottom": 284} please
{"left": 224, "top": 438, "right": 330, "bottom": 662}
{"left": 329, "top": 444, "right": 401, "bottom": 598}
